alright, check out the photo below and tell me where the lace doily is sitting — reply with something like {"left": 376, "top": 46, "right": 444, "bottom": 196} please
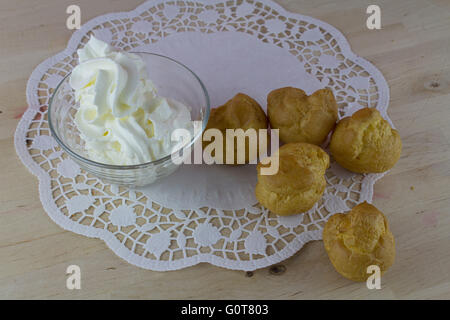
{"left": 15, "top": 0, "right": 391, "bottom": 271}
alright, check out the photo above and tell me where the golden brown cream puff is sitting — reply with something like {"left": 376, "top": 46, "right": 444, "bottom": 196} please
{"left": 267, "top": 87, "right": 338, "bottom": 145}
{"left": 203, "top": 93, "right": 268, "bottom": 165}
{"left": 323, "top": 202, "right": 396, "bottom": 282}
{"left": 329, "top": 107, "right": 402, "bottom": 173}
{"left": 255, "top": 142, "right": 329, "bottom": 215}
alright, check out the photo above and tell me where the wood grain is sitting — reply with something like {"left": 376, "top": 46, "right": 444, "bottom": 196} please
{"left": 0, "top": 0, "right": 449, "bottom": 299}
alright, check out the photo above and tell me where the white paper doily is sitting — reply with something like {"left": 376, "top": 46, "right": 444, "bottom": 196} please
{"left": 15, "top": 0, "right": 391, "bottom": 271}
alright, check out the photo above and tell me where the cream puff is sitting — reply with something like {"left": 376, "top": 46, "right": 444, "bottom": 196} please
{"left": 329, "top": 107, "right": 402, "bottom": 173}
{"left": 203, "top": 93, "right": 268, "bottom": 164}
{"left": 267, "top": 87, "right": 338, "bottom": 145}
{"left": 255, "top": 142, "right": 329, "bottom": 215}
{"left": 323, "top": 202, "right": 396, "bottom": 282}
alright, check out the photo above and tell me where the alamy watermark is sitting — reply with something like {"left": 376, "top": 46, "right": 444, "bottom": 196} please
{"left": 170, "top": 122, "right": 280, "bottom": 175}
{"left": 66, "top": 264, "right": 81, "bottom": 290}
{"left": 66, "top": 5, "right": 81, "bottom": 30}
{"left": 366, "top": 5, "right": 381, "bottom": 30}
{"left": 366, "top": 265, "right": 381, "bottom": 289}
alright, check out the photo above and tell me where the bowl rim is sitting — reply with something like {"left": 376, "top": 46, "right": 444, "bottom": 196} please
{"left": 48, "top": 52, "right": 210, "bottom": 170}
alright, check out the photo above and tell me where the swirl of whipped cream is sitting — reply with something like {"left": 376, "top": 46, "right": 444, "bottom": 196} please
{"left": 69, "top": 36, "right": 192, "bottom": 165}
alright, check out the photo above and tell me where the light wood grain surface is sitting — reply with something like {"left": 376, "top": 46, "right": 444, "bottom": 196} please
{"left": 1, "top": 0, "right": 449, "bottom": 299}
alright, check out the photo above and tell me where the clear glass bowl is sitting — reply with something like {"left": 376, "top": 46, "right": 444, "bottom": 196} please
{"left": 48, "top": 52, "right": 210, "bottom": 187}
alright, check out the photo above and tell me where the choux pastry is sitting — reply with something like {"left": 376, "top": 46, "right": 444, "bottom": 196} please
{"left": 255, "top": 142, "right": 329, "bottom": 216}
{"left": 267, "top": 87, "right": 338, "bottom": 145}
{"left": 329, "top": 107, "right": 402, "bottom": 173}
{"left": 203, "top": 93, "right": 268, "bottom": 164}
{"left": 323, "top": 202, "right": 395, "bottom": 282}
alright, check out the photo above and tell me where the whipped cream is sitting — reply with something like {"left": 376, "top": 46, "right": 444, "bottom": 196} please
{"left": 70, "top": 36, "right": 192, "bottom": 165}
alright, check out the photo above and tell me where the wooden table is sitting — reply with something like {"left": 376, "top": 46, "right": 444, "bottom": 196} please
{"left": 1, "top": 0, "right": 449, "bottom": 299}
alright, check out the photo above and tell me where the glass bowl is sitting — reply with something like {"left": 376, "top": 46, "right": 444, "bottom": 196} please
{"left": 48, "top": 52, "right": 210, "bottom": 187}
